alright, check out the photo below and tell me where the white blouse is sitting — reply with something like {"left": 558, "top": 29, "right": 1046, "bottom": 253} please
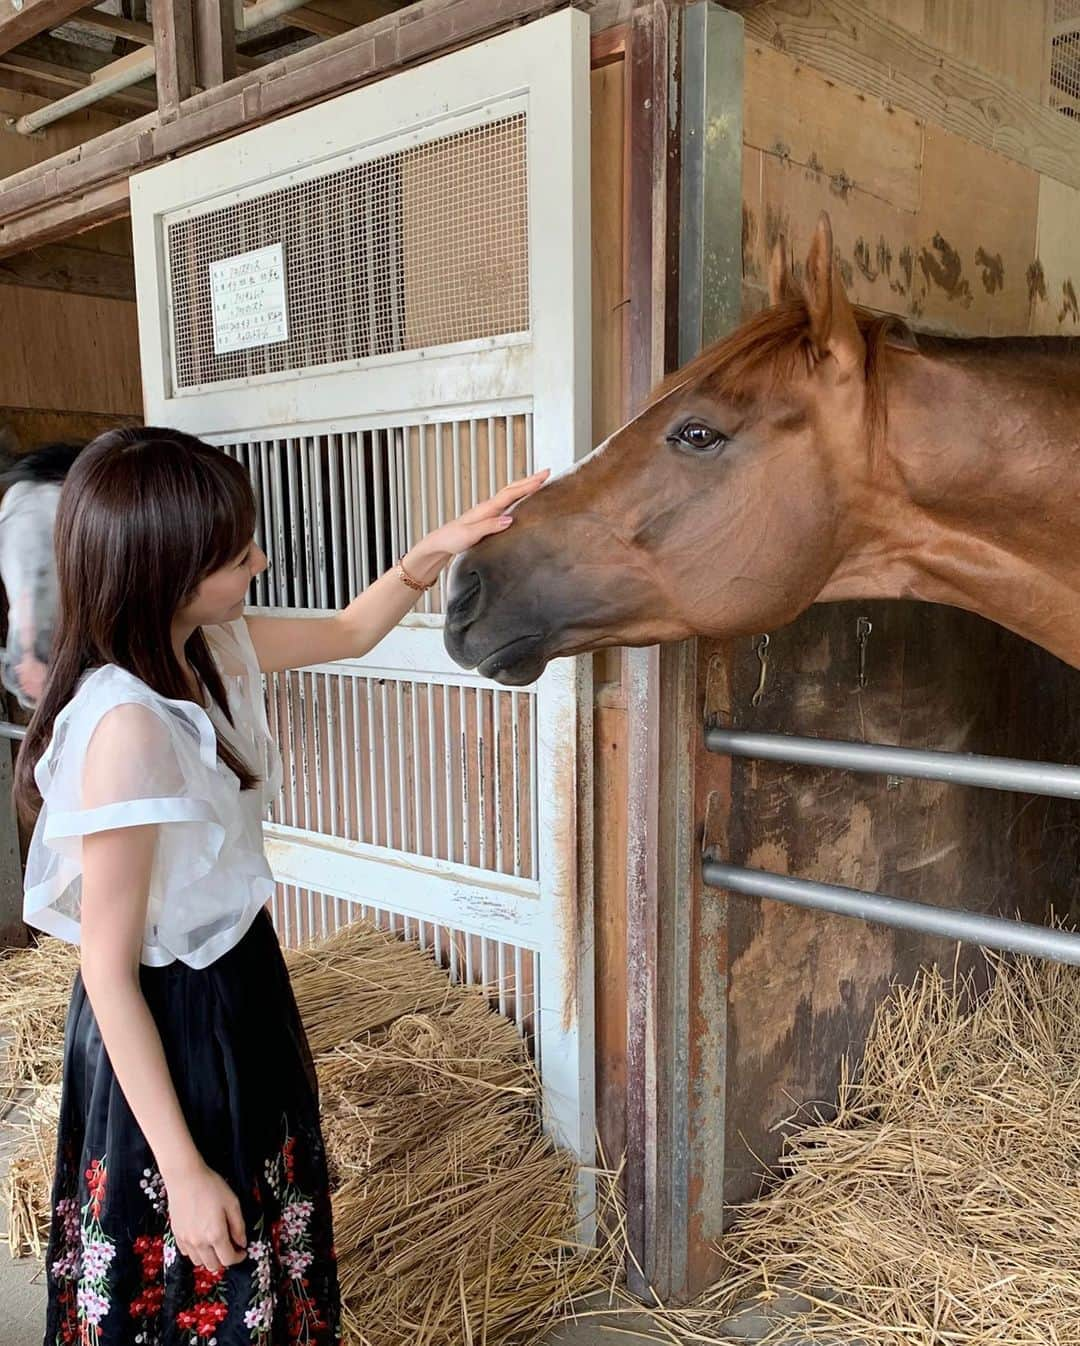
{"left": 23, "top": 619, "right": 283, "bottom": 969}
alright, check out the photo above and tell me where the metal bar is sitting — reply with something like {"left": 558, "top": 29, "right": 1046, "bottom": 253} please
{"left": 15, "top": 47, "right": 155, "bottom": 135}
{"left": 706, "top": 727, "right": 1080, "bottom": 800}
{"left": 0, "top": 724, "right": 26, "bottom": 742}
{"left": 703, "top": 860, "right": 1080, "bottom": 966}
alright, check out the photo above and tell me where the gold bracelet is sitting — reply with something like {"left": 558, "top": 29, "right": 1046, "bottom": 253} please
{"left": 395, "top": 556, "right": 436, "bottom": 593}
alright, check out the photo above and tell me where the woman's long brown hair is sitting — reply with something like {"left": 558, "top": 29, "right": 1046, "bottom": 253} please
{"left": 14, "top": 427, "right": 259, "bottom": 820}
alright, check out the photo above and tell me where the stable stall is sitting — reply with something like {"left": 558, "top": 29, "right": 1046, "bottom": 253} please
{"left": 1, "top": 0, "right": 1078, "bottom": 1312}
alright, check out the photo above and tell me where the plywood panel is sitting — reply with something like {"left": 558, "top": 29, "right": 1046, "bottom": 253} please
{"left": 0, "top": 407, "right": 139, "bottom": 448}
{"left": 742, "top": 0, "right": 1080, "bottom": 189}
{"left": 862, "top": 0, "right": 1046, "bottom": 100}
{"left": 1030, "top": 171, "right": 1080, "bottom": 335}
{"left": 0, "top": 287, "right": 141, "bottom": 413}
{"left": 745, "top": 42, "right": 924, "bottom": 214}
{"left": 751, "top": 150, "right": 919, "bottom": 317}
{"left": 914, "top": 124, "right": 1039, "bottom": 333}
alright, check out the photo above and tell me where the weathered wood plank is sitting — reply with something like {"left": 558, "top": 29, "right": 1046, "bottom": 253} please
{"left": 0, "top": 240, "right": 135, "bottom": 299}
{"left": 152, "top": 0, "right": 197, "bottom": 115}
{"left": 0, "top": 177, "right": 130, "bottom": 255}
{"left": 862, "top": 0, "right": 1047, "bottom": 103}
{"left": 193, "top": 0, "right": 235, "bottom": 87}
{"left": 743, "top": 0, "right": 1080, "bottom": 189}
{"left": 0, "top": 0, "right": 89, "bottom": 59}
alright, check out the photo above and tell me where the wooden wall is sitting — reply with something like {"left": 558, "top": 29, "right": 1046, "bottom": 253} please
{"left": 0, "top": 90, "right": 141, "bottom": 447}
{"left": 713, "top": 0, "right": 1080, "bottom": 1212}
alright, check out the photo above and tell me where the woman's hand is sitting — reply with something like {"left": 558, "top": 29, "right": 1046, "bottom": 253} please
{"left": 402, "top": 469, "right": 551, "bottom": 584}
{"left": 425, "top": 469, "right": 550, "bottom": 558}
{"left": 247, "top": 469, "right": 552, "bottom": 673}
{"left": 166, "top": 1160, "right": 247, "bottom": 1272}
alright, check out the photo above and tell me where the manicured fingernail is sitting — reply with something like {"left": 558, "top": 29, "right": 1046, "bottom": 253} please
{"left": 499, "top": 515, "right": 514, "bottom": 527}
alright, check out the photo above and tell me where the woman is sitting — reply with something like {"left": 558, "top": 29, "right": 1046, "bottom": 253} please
{"left": 14, "top": 426, "right": 547, "bottom": 1346}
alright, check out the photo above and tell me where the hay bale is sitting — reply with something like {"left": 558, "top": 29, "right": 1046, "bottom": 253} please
{"left": 667, "top": 953, "right": 1080, "bottom": 1346}
{"left": 1, "top": 920, "right": 619, "bottom": 1344}
{"left": 0, "top": 937, "right": 78, "bottom": 1106}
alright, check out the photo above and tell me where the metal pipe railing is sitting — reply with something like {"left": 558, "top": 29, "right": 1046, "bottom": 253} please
{"left": 15, "top": 49, "right": 156, "bottom": 135}
{"left": 0, "top": 723, "right": 25, "bottom": 742}
{"left": 705, "top": 727, "right": 1080, "bottom": 799}
{"left": 703, "top": 860, "right": 1080, "bottom": 966}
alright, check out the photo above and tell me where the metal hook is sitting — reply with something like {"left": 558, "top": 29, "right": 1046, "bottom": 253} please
{"left": 751, "top": 634, "right": 770, "bottom": 708}
{"left": 856, "top": 617, "right": 873, "bottom": 689}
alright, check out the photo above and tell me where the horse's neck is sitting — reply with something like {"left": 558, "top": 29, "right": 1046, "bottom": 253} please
{"left": 825, "top": 339, "right": 1080, "bottom": 669}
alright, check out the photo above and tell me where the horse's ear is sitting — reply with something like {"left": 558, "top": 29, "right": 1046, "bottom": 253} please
{"left": 803, "top": 213, "right": 864, "bottom": 380}
{"left": 767, "top": 238, "right": 798, "bottom": 306}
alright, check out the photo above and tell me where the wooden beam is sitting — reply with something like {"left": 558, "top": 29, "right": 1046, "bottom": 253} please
{"left": 0, "top": 0, "right": 569, "bottom": 248}
{"left": 282, "top": 6, "right": 352, "bottom": 37}
{"left": 74, "top": 9, "right": 155, "bottom": 44}
{"left": 0, "top": 0, "right": 89, "bottom": 59}
{"left": 0, "top": 239, "right": 135, "bottom": 299}
{"left": 0, "top": 177, "right": 129, "bottom": 254}
{"left": 192, "top": 0, "right": 236, "bottom": 86}
{"left": 151, "top": 0, "right": 197, "bottom": 113}
{"left": 742, "top": 0, "right": 1080, "bottom": 189}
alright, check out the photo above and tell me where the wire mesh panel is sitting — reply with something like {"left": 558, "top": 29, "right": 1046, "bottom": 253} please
{"left": 167, "top": 114, "right": 529, "bottom": 390}
{"left": 271, "top": 882, "right": 539, "bottom": 1046}
{"left": 1050, "top": 1, "right": 1080, "bottom": 118}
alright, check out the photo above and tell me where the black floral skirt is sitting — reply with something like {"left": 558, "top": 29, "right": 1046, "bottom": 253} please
{"left": 43, "top": 908, "right": 341, "bottom": 1346}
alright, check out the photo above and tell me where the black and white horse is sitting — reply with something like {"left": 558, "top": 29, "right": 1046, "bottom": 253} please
{"left": 0, "top": 441, "right": 83, "bottom": 708}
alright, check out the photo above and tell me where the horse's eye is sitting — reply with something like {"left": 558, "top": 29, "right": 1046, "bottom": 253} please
{"left": 669, "top": 421, "right": 728, "bottom": 454}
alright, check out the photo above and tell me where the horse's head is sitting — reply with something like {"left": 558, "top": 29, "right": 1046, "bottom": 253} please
{"left": 445, "top": 214, "right": 904, "bottom": 684}
{"left": 0, "top": 442, "right": 83, "bottom": 708}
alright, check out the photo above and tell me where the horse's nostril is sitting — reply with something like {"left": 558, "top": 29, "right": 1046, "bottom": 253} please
{"left": 446, "top": 569, "right": 484, "bottom": 631}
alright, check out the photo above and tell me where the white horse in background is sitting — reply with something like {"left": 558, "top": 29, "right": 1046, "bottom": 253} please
{"left": 0, "top": 441, "right": 84, "bottom": 709}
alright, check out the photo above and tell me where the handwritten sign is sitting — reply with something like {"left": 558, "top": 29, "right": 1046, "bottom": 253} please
{"left": 209, "top": 244, "right": 289, "bottom": 355}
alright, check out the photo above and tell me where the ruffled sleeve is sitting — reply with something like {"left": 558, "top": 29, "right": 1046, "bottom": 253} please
{"left": 22, "top": 667, "right": 265, "bottom": 966}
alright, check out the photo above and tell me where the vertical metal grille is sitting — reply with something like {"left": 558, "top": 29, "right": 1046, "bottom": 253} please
{"left": 266, "top": 670, "right": 538, "bottom": 881}
{"left": 167, "top": 113, "right": 529, "bottom": 389}
{"left": 224, "top": 414, "right": 532, "bottom": 616}
{"left": 270, "top": 882, "right": 539, "bottom": 1045}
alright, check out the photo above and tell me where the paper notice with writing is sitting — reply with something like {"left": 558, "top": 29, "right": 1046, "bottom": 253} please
{"left": 209, "top": 244, "right": 289, "bottom": 355}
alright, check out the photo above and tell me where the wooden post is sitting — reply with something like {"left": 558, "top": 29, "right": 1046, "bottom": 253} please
{"left": 192, "top": 0, "right": 236, "bottom": 89}
{"left": 152, "top": 0, "right": 198, "bottom": 114}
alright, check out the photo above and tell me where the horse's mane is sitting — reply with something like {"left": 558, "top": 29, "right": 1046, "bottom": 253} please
{"left": 0, "top": 441, "right": 85, "bottom": 486}
{"left": 646, "top": 299, "right": 908, "bottom": 445}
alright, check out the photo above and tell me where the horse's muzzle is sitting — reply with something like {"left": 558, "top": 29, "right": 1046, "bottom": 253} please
{"left": 444, "top": 558, "right": 550, "bottom": 685}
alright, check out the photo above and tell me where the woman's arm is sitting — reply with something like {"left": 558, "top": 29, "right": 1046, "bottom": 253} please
{"left": 246, "top": 469, "right": 548, "bottom": 674}
{"left": 80, "top": 822, "right": 247, "bottom": 1272}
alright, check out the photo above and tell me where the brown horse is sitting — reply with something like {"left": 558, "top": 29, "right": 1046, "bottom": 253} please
{"left": 444, "top": 214, "right": 1080, "bottom": 683}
